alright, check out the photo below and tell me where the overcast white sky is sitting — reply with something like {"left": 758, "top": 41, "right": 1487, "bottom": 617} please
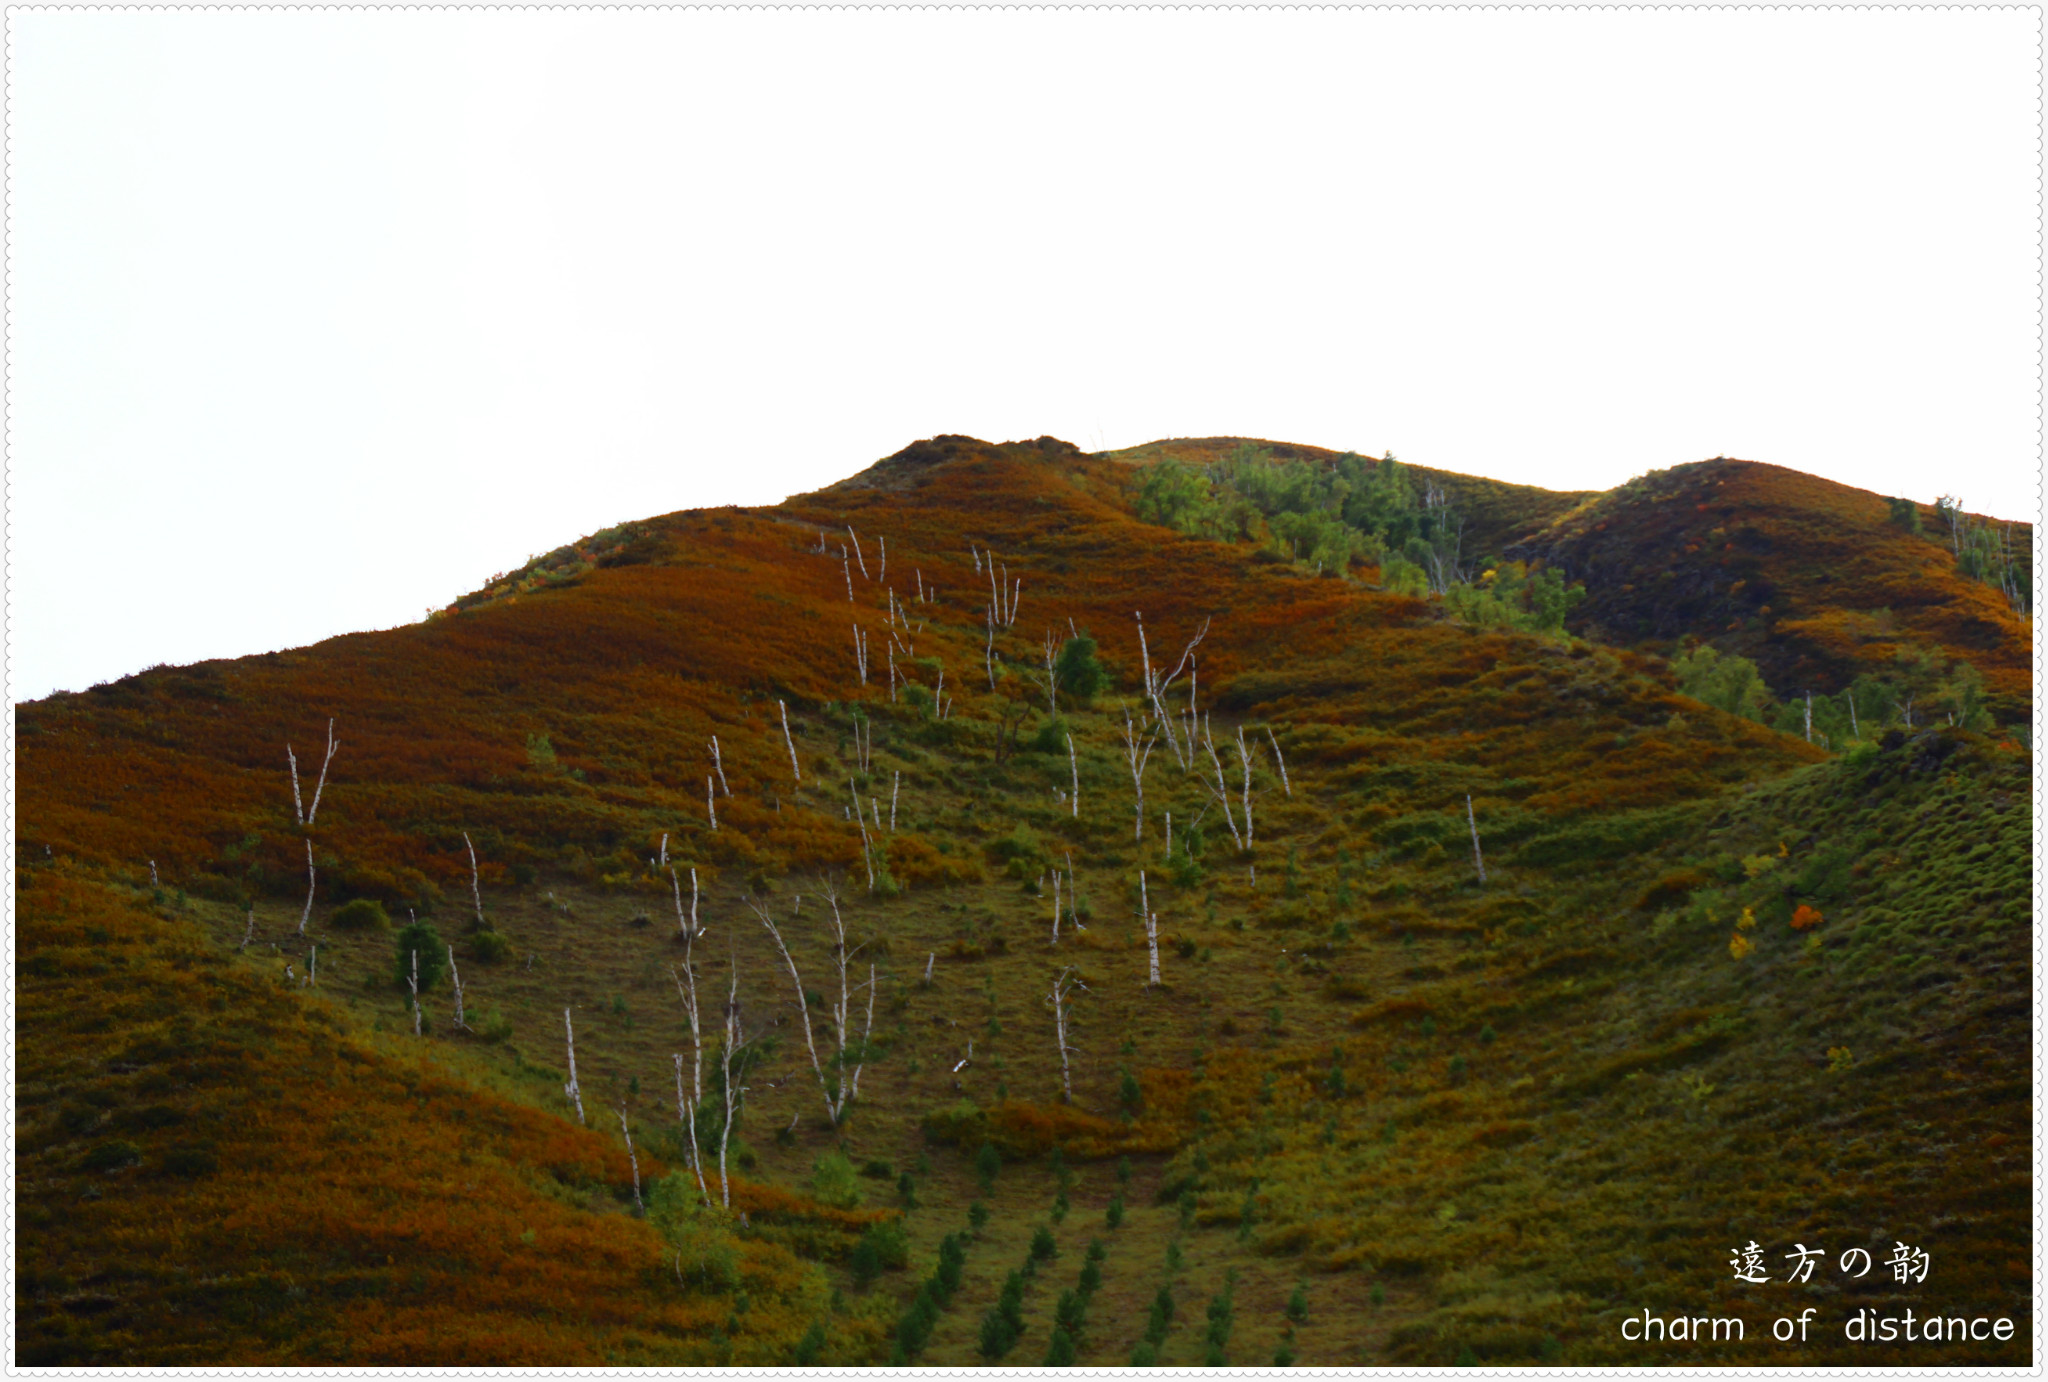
{"left": 11, "top": 7, "right": 2039, "bottom": 703}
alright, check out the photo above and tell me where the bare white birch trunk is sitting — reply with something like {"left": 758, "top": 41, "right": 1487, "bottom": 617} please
{"left": 307, "top": 718, "right": 339, "bottom": 824}
{"left": 675, "top": 1052, "right": 709, "bottom": 1205}
{"left": 564, "top": 1006, "right": 587, "bottom": 1123}
{"left": 890, "top": 771, "right": 900, "bottom": 831}
{"left": 409, "top": 950, "right": 422, "bottom": 1037}
{"left": 1121, "top": 708, "right": 1157, "bottom": 841}
{"left": 1067, "top": 732, "right": 1080, "bottom": 817}
{"left": 1048, "top": 967, "right": 1085, "bottom": 1103}
{"left": 298, "top": 839, "right": 316, "bottom": 935}
{"left": 617, "top": 1103, "right": 644, "bottom": 1212}
{"left": 463, "top": 831, "right": 485, "bottom": 929}
{"left": 1466, "top": 794, "right": 1486, "bottom": 884}
{"left": 1234, "top": 726, "right": 1256, "bottom": 848}
{"left": 779, "top": 700, "right": 802, "bottom": 783}
{"left": 1142, "top": 870, "right": 1161, "bottom": 987}
{"left": 1050, "top": 867, "right": 1063, "bottom": 945}
{"left": 877, "top": 534, "right": 886, "bottom": 585}
{"left": 1265, "top": 725, "right": 1291, "bottom": 796}
{"left": 711, "top": 736, "right": 731, "bottom": 796}
{"left": 448, "top": 945, "right": 471, "bottom": 1030}
{"left": 240, "top": 906, "right": 256, "bottom": 951}
{"left": 287, "top": 744, "right": 304, "bottom": 824}
{"left": 842, "top": 549, "right": 854, "bottom": 601}
{"left": 718, "top": 960, "right": 742, "bottom": 1208}
{"left": 752, "top": 897, "right": 839, "bottom": 1126}
{"left": 1202, "top": 716, "right": 1244, "bottom": 850}
{"left": 847, "top": 526, "right": 869, "bottom": 579}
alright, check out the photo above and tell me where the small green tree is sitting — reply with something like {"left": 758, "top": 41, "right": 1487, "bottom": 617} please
{"left": 1054, "top": 634, "right": 1108, "bottom": 702}
{"left": 1886, "top": 496, "right": 1923, "bottom": 533}
{"left": 393, "top": 916, "right": 447, "bottom": 995}
{"left": 974, "top": 1141, "right": 1002, "bottom": 1194}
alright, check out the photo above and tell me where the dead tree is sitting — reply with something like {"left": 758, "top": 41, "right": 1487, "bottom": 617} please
{"left": 240, "top": 906, "right": 256, "bottom": 951}
{"left": 670, "top": 866, "right": 711, "bottom": 1203}
{"left": 617, "top": 1101, "right": 645, "bottom": 1212}
{"left": 1047, "top": 966, "right": 1087, "bottom": 1103}
{"left": 1265, "top": 724, "right": 1291, "bottom": 796}
{"left": 887, "top": 644, "right": 898, "bottom": 703}
{"left": 463, "top": 831, "right": 486, "bottom": 929}
{"left": 1067, "top": 731, "right": 1080, "bottom": 817}
{"left": 842, "top": 548, "right": 854, "bottom": 601}
{"left": 1234, "top": 725, "right": 1258, "bottom": 848}
{"left": 307, "top": 718, "right": 339, "bottom": 824}
{"left": 983, "top": 606, "right": 1000, "bottom": 689}
{"left": 890, "top": 771, "right": 901, "bottom": 831}
{"left": 307, "top": 945, "right": 318, "bottom": 986}
{"left": 408, "top": 950, "right": 422, "bottom": 1037}
{"left": 751, "top": 881, "right": 873, "bottom": 1127}
{"left": 1036, "top": 629, "right": 1063, "bottom": 713}
{"left": 1201, "top": 715, "right": 1245, "bottom": 850}
{"left": 1141, "top": 869, "right": 1161, "bottom": 987}
{"left": 448, "top": 945, "right": 472, "bottom": 1032}
{"left": 287, "top": 744, "right": 305, "bottom": 824}
{"left": 847, "top": 525, "right": 870, "bottom": 579}
{"left": 1466, "top": 794, "right": 1486, "bottom": 885}
{"left": 710, "top": 736, "right": 731, "bottom": 796}
{"left": 1120, "top": 708, "right": 1159, "bottom": 842}
{"left": 852, "top": 713, "right": 873, "bottom": 774}
{"left": 707, "top": 776, "right": 719, "bottom": 831}
{"left": 297, "top": 839, "right": 316, "bottom": 935}
{"left": 849, "top": 780, "right": 877, "bottom": 890}
{"left": 877, "top": 534, "right": 887, "bottom": 585}
{"left": 779, "top": 700, "right": 803, "bottom": 783}
{"left": 1050, "top": 865, "right": 1064, "bottom": 945}
{"left": 1134, "top": 613, "right": 1209, "bottom": 768}
{"left": 717, "top": 956, "right": 749, "bottom": 1209}
{"left": 564, "top": 1006, "right": 587, "bottom": 1124}
{"left": 673, "top": 1052, "right": 710, "bottom": 1205}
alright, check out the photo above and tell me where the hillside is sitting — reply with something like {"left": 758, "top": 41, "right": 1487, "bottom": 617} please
{"left": 1503, "top": 458, "right": 2032, "bottom": 722}
{"left": 15, "top": 434, "right": 2033, "bottom": 1365}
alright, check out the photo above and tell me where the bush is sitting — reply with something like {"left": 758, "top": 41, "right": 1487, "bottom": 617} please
{"left": 81, "top": 1140, "right": 141, "bottom": 1171}
{"left": 1130, "top": 1341, "right": 1158, "bottom": 1366}
{"left": 861, "top": 1217, "right": 910, "bottom": 1269}
{"left": 1030, "top": 1225, "right": 1058, "bottom": 1262}
{"left": 975, "top": 1141, "right": 1002, "bottom": 1193}
{"left": 809, "top": 1151, "right": 864, "bottom": 1208}
{"left": 469, "top": 929, "right": 512, "bottom": 964}
{"left": 330, "top": 898, "right": 390, "bottom": 932}
{"left": 1042, "top": 1327, "right": 1076, "bottom": 1367}
{"left": 792, "top": 1321, "right": 827, "bottom": 1365}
